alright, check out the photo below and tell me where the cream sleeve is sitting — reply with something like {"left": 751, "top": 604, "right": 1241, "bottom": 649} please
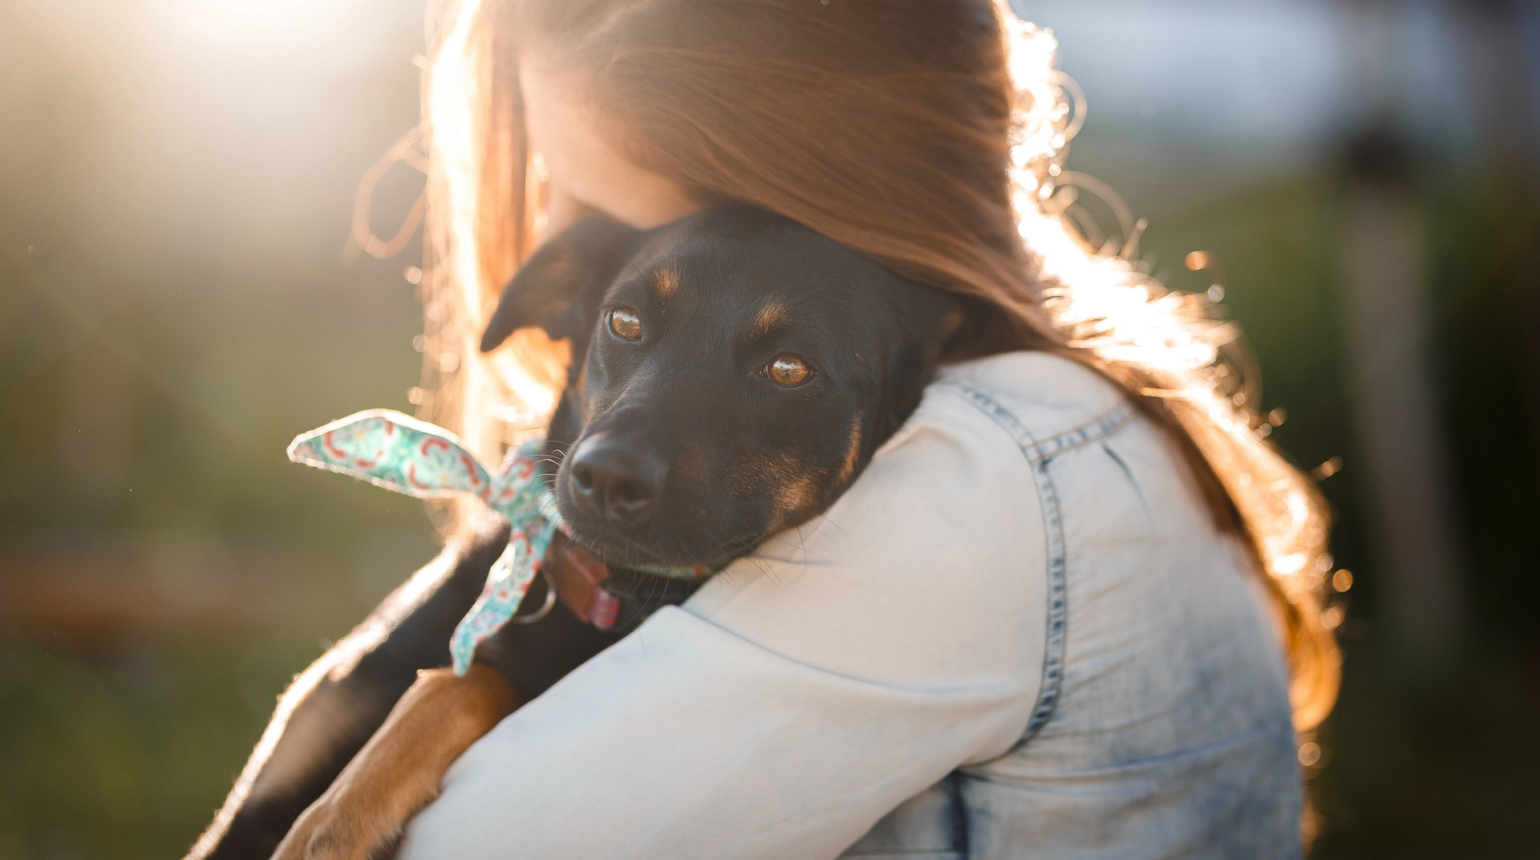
{"left": 397, "top": 385, "right": 1048, "bottom": 860}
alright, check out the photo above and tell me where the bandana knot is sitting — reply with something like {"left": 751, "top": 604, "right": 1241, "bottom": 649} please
{"left": 289, "top": 410, "right": 564, "bottom": 675}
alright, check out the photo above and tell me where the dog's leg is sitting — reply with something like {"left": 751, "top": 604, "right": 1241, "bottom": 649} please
{"left": 184, "top": 530, "right": 507, "bottom": 860}
{"left": 264, "top": 538, "right": 624, "bottom": 860}
{"left": 270, "top": 664, "right": 518, "bottom": 860}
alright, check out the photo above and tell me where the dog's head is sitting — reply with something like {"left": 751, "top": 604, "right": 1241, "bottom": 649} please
{"left": 481, "top": 206, "right": 959, "bottom": 570}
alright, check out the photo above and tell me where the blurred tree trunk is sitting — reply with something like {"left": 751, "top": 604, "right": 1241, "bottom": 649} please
{"left": 1334, "top": 0, "right": 1469, "bottom": 671}
{"left": 1339, "top": 161, "right": 1466, "bottom": 669}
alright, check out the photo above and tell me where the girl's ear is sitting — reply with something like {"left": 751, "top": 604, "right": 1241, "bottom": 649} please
{"left": 479, "top": 218, "right": 643, "bottom": 354}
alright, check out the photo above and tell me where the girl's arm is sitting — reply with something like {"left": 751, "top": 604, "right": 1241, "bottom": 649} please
{"left": 396, "top": 386, "right": 1051, "bottom": 860}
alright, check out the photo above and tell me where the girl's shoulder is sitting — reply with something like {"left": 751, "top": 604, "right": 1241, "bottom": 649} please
{"left": 879, "top": 350, "right": 1135, "bottom": 464}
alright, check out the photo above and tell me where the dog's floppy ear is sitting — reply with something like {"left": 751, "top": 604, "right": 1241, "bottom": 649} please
{"left": 480, "top": 218, "right": 643, "bottom": 354}
{"left": 874, "top": 287, "right": 963, "bottom": 448}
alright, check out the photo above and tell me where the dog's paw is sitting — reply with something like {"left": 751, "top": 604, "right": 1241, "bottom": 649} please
{"left": 270, "top": 795, "right": 400, "bottom": 860}
{"left": 267, "top": 667, "right": 513, "bottom": 860}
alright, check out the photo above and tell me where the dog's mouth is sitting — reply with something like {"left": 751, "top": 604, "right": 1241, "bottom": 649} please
{"left": 562, "top": 519, "right": 765, "bottom": 573}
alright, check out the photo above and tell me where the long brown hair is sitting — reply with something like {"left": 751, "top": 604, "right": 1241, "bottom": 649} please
{"left": 411, "top": 0, "right": 1339, "bottom": 731}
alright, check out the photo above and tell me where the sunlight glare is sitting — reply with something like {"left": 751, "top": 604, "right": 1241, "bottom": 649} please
{"left": 157, "top": 0, "right": 378, "bottom": 57}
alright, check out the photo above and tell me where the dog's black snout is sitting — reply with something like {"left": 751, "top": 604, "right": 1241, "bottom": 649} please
{"left": 566, "top": 434, "right": 665, "bottom": 525}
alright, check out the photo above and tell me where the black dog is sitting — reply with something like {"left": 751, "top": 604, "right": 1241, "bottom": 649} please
{"left": 188, "top": 206, "right": 961, "bottom": 860}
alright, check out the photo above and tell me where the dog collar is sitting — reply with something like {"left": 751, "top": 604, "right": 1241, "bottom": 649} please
{"left": 287, "top": 409, "right": 709, "bottom": 675}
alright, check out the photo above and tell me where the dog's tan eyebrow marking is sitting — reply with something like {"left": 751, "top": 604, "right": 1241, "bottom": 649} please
{"left": 836, "top": 417, "right": 862, "bottom": 485}
{"left": 754, "top": 302, "right": 787, "bottom": 335}
{"left": 653, "top": 267, "right": 679, "bottom": 298}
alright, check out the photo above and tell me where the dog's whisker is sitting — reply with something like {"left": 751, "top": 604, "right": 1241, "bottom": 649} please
{"left": 763, "top": 533, "right": 804, "bottom": 551}
{"left": 800, "top": 517, "right": 832, "bottom": 541}
{"left": 811, "top": 513, "right": 846, "bottom": 539}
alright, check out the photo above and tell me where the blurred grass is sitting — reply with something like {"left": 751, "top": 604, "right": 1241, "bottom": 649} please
{"left": 0, "top": 638, "right": 317, "bottom": 860}
{"left": 1319, "top": 647, "right": 1540, "bottom": 857}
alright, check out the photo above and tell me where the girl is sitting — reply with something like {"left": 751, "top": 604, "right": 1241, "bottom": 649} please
{"left": 208, "top": 1, "right": 1341, "bottom": 857}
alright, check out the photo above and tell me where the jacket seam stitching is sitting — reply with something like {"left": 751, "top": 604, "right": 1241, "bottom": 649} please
{"left": 933, "top": 385, "right": 1137, "bottom": 462}
{"left": 936, "top": 383, "right": 1109, "bottom": 746}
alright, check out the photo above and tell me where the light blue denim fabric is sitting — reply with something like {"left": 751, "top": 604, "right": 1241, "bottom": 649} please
{"left": 398, "top": 354, "right": 1302, "bottom": 860}
{"left": 840, "top": 369, "right": 1301, "bottom": 860}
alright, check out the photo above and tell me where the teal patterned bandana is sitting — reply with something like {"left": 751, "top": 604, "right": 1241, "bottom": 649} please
{"left": 287, "top": 409, "right": 704, "bottom": 676}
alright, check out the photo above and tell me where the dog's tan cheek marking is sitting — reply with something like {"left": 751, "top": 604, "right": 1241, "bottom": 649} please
{"left": 730, "top": 451, "right": 815, "bottom": 531}
{"left": 654, "top": 267, "right": 679, "bottom": 298}
{"left": 775, "top": 474, "right": 817, "bottom": 520}
{"left": 754, "top": 302, "right": 787, "bottom": 335}
{"left": 576, "top": 363, "right": 592, "bottom": 421}
{"left": 836, "top": 416, "right": 863, "bottom": 485}
{"left": 678, "top": 443, "right": 709, "bottom": 482}
{"left": 767, "top": 451, "right": 819, "bottom": 532}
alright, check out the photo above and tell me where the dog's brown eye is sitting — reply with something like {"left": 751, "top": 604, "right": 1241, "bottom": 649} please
{"left": 767, "top": 356, "right": 811, "bottom": 386}
{"left": 609, "top": 307, "right": 642, "bottom": 340}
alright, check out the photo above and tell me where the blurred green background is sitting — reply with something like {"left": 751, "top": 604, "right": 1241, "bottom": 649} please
{"left": 2, "top": 1, "right": 1537, "bottom": 857}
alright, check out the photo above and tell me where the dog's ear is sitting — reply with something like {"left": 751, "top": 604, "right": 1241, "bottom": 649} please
{"left": 873, "top": 287, "right": 963, "bottom": 448}
{"left": 480, "top": 218, "right": 643, "bottom": 354}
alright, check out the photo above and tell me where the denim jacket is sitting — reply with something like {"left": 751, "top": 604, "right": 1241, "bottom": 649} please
{"left": 399, "top": 352, "right": 1302, "bottom": 860}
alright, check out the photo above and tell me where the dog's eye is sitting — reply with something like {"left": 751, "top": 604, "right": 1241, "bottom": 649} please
{"left": 767, "top": 356, "right": 811, "bottom": 386}
{"left": 608, "top": 307, "right": 642, "bottom": 340}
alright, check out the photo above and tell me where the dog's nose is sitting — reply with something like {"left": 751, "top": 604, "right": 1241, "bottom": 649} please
{"left": 566, "top": 434, "right": 665, "bottom": 525}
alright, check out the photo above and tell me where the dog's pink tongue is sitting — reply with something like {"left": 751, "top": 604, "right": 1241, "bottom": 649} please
{"left": 548, "top": 539, "right": 620, "bottom": 631}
